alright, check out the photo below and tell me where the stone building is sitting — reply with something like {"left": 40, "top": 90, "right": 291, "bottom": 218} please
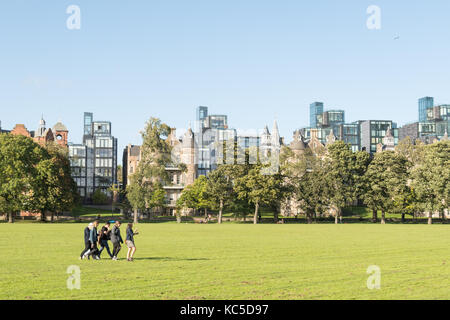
{"left": 376, "top": 126, "right": 396, "bottom": 153}
{"left": 280, "top": 129, "right": 338, "bottom": 218}
{"left": 122, "top": 127, "right": 198, "bottom": 216}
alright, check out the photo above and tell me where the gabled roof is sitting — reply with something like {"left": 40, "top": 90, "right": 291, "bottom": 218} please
{"left": 53, "top": 121, "right": 68, "bottom": 132}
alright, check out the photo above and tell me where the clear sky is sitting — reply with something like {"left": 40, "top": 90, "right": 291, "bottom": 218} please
{"left": 1, "top": 1, "right": 450, "bottom": 160}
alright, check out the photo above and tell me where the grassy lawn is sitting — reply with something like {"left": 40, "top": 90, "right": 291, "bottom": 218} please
{"left": 0, "top": 223, "right": 448, "bottom": 300}
{"left": 70, "top": 206, "right": 122, "bottom": 217}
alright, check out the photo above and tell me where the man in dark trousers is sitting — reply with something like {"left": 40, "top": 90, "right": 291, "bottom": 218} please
{"left": 98, "top": 222, "right": 113, "bottom": 259}
{"left": 80, "top": 223, "right": 93, "bottom": 260}
{"left": 110, "top": 221, "right": 123, "bottom": 260}
{"left": 86, "top": 220, "right": 100, "bottom": 260}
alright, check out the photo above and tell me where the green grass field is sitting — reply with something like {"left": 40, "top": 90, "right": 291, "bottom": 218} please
{"left": 0, "top": 223, "right": 448, "bottom": 300}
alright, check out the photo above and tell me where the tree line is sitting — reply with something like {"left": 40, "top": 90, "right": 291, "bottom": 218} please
{"left": 126, "top": 118, "right": 449, "bottom": 225}
{"left": 0, "top": 134, "right": 78, "bottom": 223}
{"left": 178, "top": 138, "right": 449, "bottom": 224}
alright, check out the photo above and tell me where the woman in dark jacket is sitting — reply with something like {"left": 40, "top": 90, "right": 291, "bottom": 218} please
{"left": 126, "top": 223, "right": 139, "bottom": 262}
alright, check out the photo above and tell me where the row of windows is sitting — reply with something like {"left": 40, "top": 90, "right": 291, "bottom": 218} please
{"left": 95, "top": 149, "right": 113, "bottom": 157}
{"left": 74, "top": 177, "right": 86, "bottom": 187}
{"left": 69, "top": 147, "right": 86, "bottom": 157}
{"left": 96, "top": 138, "right": 113, "bottom": 148}
{"left": 95, "top": 158, "right": 113, "bottom": 168}
{"left": 72, "top": 168, "right": 86, "bottom": 176}
{"left": 71, "top": 158, "right": 86, "bottom": 167}
{"left": 95, "top": 168, "right": 113, "bottom": 177}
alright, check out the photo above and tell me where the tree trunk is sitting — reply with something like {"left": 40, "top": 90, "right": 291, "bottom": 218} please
{"left": 218, "top": 200, "right": 223, "bottom": 224}
{"left": 273, "top": 206, "right": 278, "bottom": 224}
{"left": 253, "top": 202, "right": 259, "bottom": 224}
{"left": 307, "top": 213, "right": 312, "bottom": 224}
{"left": 381, "top": 211, "right": 386, "bottom": 224}
{"left": 51, "top": 212, "right": 54, "bottom": 223}
{"left": 8, "top": 212, "right": 14, "bottom": 223}
{"left": 372, "top": 209, "right": 378, "bottom": 223}
{"left": 40, "top": 211, "right": 46, "bottom": 222}
{"left": 335, "top": 208, "right": 339, "bottom": 224}
{"left": 441, "top": 210, "right": 446, "bottom": 223}
{"left": 428, "top": 212, "right": 432, "bottom": 225}
{"left": 133, "top": 208, "right": 138, "bottom": 224}
{"left": 204, "top": 208, "right": 207, "bottom": 219}
{"left": 401, "top": 213, "right": 405, "bottom": 223}
{"left": 339, "top": 208, "right": 343, "bottom": 224}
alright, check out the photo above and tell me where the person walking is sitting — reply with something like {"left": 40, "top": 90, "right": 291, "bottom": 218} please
{"left": 126, "top": 223, "right": 139, "bottom": 262}
{"left": 79, "top": 223, "right": 93, "bottom": 260}
{"left": 86, "top": 220, "right": 100, "bottom": 260}
{"left": 110, "top": 221, "right": 123, "bottom": 260}
{"left": 98, "top": 222, "right": 113, "bottom": 259}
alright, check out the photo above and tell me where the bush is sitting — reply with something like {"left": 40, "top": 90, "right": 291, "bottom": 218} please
{"left": 92, "top": 189, "right": 110, "bottom": 205}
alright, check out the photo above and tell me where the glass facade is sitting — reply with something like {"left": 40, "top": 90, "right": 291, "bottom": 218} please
{"left": 301, "top": 127, "right": 333, "bottom": 144}
{"left": 195, "top": 106, "right": 234, "bottom": 176}
{"left": 310, "top": 102, "right": 324, "bottom": 128}
{"left": 418, "top": 105, "right": 450, "bottom": 140}
{"left": 70, "top": 113, "right": 118, "bottom": 202}
{"left": 339, "top": 123, "right": 360, "bottom": 152}
{"left": 360, "top": 120, "right": 395, "bottom": 153}
{"left": 196, "top": 106, "right": 208, "bottom": 121}
{"left": 418, "top": 97, "right": 434, "bottom": 122}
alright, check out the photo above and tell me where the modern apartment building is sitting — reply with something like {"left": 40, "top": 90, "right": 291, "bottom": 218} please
{"left": 359, "top": 120, "right": 398, "bottom": 153}
{"left": 195, "top": 106, "right": 236, "bottom": 176}
{"left": 316, "top": 110, "right": 345, "bottom": 136}
{"left": 418, "top": 97, "right": 434, "bottom": 122}
{"left": 69, "top": 112, "right": 118, "bottom": 202}
{"left": 309, "top": 102, "right": 324, "bottom": 128}
{"left": 338, "top": 123, "right": 360, "bottom": 152}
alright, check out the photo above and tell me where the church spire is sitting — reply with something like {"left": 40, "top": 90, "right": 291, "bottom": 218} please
{"left": 37, "top": 114, "right": 46, "bottom": 137}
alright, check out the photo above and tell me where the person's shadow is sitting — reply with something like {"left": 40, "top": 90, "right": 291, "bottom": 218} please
{"left": 131, "top": 257, "right": 209, "bottom": 262}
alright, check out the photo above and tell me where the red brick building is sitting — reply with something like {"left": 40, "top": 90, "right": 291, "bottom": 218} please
{"left": 7, "top": 117, "right": 69, "bottom": 218}
{"left": 10, "top": 117, "right": 68, "bottom": 147}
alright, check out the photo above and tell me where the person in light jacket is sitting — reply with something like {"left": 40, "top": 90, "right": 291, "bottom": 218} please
{"left": 86, "top": 220, "right": 100, "bottom": 260}
{"left": 79, "top": 223, "right": 93, "bottom": 260}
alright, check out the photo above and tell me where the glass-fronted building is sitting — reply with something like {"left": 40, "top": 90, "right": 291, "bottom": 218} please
{"left": 338, "top": 123, "right": 360, "bottom": 152}
{"left": 418, "top": 97, "right": 434, "bottom": 122}
{"left": 415, "top": 104, "right": 450, "bottom": 141}
{"left": 310, "top": 102, "right": 324, "bottom": 128}
{"left": 69, "top": 112, "right": 118, "bottom": 202}
{"left": 301, "top": 127, "right": 333, "bottom": 145}
{"left": 195, "top": 106, "right": 234, "bottom": 176}
{"left": 359, "top": 120, "right": 397, "bottom": 154}
{"left": 68, "top": 144, "right": 88, "bottom": 198}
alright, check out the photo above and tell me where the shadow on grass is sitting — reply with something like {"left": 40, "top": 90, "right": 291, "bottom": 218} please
{"left": 131, "top": 257, "right": 209, "bottom": 262}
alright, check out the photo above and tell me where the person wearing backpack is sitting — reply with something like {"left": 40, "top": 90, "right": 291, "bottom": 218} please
{"left": 98, "top": 222, "right": 113, "bottom": 259}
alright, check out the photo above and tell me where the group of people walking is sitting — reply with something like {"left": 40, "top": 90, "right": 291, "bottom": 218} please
{"left": 80, "top": 220, "right": 139, "bottom": 262}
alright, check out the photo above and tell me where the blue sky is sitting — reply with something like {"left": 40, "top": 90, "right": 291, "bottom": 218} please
{"left": 1, "top": 1, "right": 450, "bottom": 159}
